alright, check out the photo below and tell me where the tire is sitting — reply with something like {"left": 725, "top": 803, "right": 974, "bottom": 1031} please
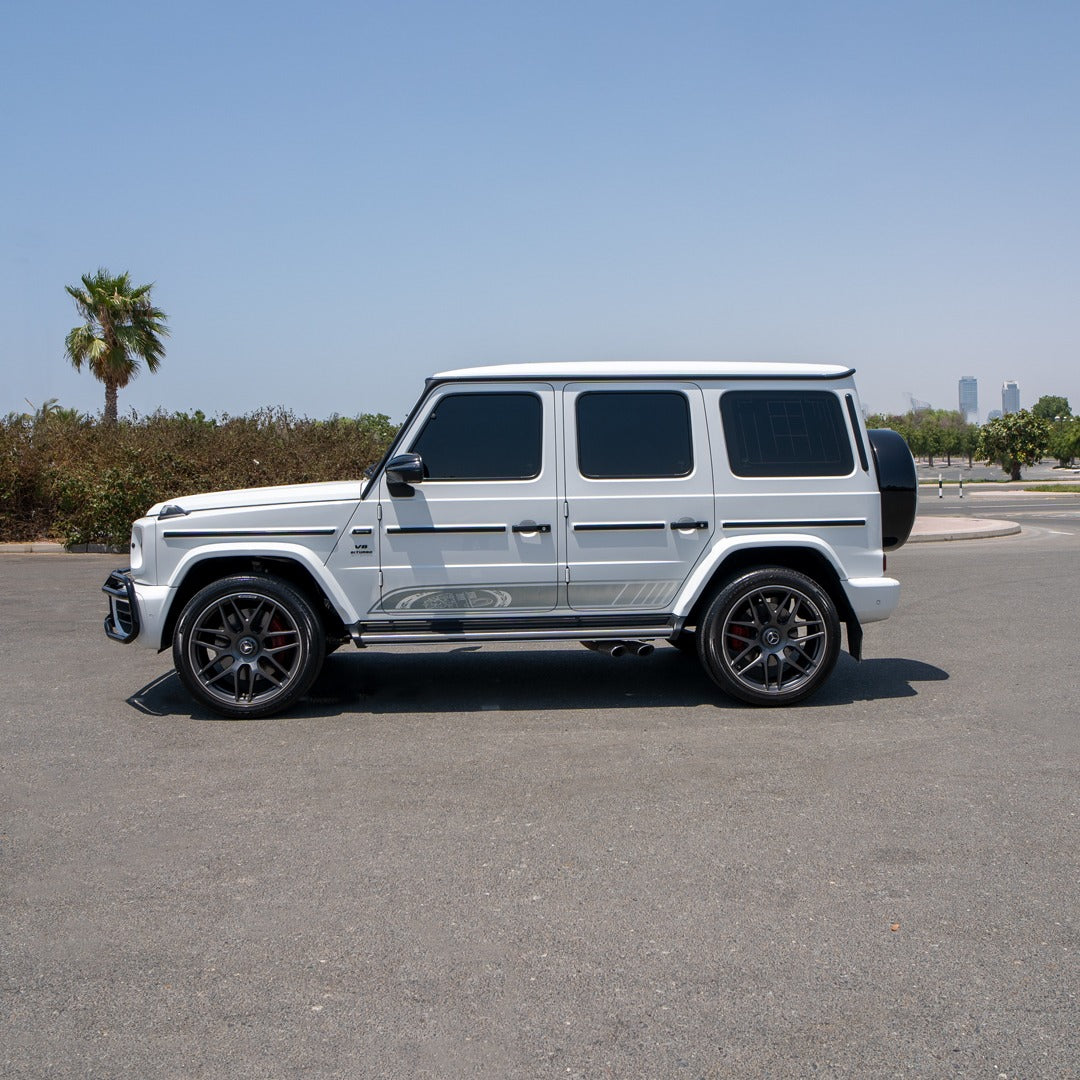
{"left": 697, "top": 569, "right": 840, "bottom": 706}
{"left": 173, "top": 574, "right": 326, "bottom": 719}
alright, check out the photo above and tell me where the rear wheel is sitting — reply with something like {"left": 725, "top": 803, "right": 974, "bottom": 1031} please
{"left": 697, "top": 569, "right": 840, "bottom": 706}
{"left": 173, "top": 575, "right": 325, "bottom": 718}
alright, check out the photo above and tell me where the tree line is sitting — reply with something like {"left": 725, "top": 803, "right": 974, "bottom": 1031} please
{"left": 868, "top": 396, "right": 1078, "bottom": 479}
{"left": 6, "top": 266, "right": 1076, "bottom": 549}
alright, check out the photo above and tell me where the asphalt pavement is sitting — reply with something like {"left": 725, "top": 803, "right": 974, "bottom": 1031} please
{"left": 2, "top": 493, "right": 1078, "bottom": 1079}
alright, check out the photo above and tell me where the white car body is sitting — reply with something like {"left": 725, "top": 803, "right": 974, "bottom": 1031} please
{"left": 105, "top": 361, "right": 916, "bottom": 715}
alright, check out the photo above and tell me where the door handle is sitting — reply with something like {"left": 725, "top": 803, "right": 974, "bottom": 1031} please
{"left": 670, "top": 520, "right": 710, "bottom": 530}
{"left": 512, "top": 523, "right": 552, "bottom": 534}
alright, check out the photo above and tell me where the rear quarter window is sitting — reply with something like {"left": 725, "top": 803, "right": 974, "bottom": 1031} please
{"left": 720, "top": 391, "right": 854, "bottom": 477}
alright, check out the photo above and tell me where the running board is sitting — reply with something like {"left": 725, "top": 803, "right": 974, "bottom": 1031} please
{"left": 350, "top": 621, "right": 675, "bottom": 647}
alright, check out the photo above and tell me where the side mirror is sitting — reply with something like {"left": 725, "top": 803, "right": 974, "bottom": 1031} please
{"left": 386, "top": 451, "right": 423, "bottom": 490}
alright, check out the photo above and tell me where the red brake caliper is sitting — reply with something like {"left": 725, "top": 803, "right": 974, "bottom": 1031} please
{"left": 267, "top": 615, "right": 289, "bottom": 654}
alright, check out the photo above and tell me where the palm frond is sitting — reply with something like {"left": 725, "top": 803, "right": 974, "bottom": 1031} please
{"left": 64, "top": 267, "right": 169, "bottom": 419}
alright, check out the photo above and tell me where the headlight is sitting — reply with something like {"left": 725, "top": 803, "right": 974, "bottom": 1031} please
{"left": 128, "top": 519, "right": 157, "bottom": 582}
{"left": 129, "top": 523, "right": 145, "bottom": 574}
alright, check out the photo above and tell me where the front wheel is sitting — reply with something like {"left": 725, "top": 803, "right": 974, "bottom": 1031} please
{"left": 697, "top": 569, "right": 840, "bottom": 706}
{"left": 173, "top": 575, "right": 326, "bottom": 718}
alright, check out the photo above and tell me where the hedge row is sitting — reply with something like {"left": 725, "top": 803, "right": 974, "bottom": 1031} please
{"left": 0, "top": 409, "right": 398, "bottom": 546}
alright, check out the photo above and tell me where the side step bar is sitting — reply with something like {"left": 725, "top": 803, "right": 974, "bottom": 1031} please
{"left": 351, "top": 624, "right": 675, "bottom": 647}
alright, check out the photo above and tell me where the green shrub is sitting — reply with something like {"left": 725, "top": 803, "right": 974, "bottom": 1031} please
{"left": 51, "top": 464, "right": 162, "bottom": 546}
{"left": 0, "top": 408, "right": 398, "bottom": 546}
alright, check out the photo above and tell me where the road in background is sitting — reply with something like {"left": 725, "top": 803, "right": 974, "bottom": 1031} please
{"left": 918, "top": 484, "right": 1080, "bottom": 534}
{"left": 2, "top": 533, "right": 1077, "bottom": 1079}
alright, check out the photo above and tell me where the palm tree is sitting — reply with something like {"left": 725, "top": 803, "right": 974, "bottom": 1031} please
{"left": 65, "top": 269, "right": 169, "bottom": 424}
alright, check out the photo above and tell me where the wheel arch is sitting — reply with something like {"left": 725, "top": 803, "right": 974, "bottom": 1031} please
{"left": 676, "top": 541, "right": 862, "bottom": 659}
{"left": 159, "top": 554, "right": 348, "bottom": 651}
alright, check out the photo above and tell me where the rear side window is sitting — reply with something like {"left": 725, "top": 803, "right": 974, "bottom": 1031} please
{"left": 720, "top": 391, "right": 854, "bottom": 477}
{"left": 577, "top": 391, "right": 693, "bottom": 479}
{"left": 409, "top": 393, "right": 542, "bottom": 480}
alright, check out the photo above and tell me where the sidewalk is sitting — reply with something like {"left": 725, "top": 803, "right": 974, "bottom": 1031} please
{"left": 907, "top": 516, "right": 1021, "bottom": 543}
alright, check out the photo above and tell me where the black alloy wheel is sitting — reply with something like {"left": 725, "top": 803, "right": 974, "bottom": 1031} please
{"left": 697, "top": 568, "right": 841, "bottom": 706}
{"left": 173, "top": 575, "right": 325, "bottom": 718}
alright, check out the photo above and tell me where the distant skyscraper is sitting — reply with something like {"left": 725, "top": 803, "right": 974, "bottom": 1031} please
{"left": 959, "top": 376, "right": 978, "bottom": 423}
{"left": 1002, "top": 381, "right": 1020, "bottom": 415}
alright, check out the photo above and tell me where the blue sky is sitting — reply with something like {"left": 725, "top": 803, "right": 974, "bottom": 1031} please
{"left": 2, "top": 1, "right": 1078, "bottom": 423}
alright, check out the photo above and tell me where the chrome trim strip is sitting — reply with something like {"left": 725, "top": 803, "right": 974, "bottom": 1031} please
{"left": 722, "top": 519, "right": 867, "bottom": 529}
{"left": 162, "top": 527, "right": 338, "bottom": 538}
{"left": 573, "top": 522, "right": 666, "bottom": 532}
{"left": 385, "top": 525, "right": 508, "bottom": 535}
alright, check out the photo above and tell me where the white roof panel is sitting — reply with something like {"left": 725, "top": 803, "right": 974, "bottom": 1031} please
{"left": 432, "top": 360, "right": 855, "bottom": 381}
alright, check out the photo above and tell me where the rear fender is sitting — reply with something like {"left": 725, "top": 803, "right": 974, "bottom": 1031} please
{"left": 673, "top": 535, "right": 863, "bottom": 658}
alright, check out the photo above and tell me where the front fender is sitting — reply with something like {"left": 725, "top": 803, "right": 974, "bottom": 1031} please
{"left": 164, "top": 542, "right": 361, "bottom": 625}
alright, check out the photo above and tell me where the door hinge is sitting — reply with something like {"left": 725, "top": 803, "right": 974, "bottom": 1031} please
{"left": 564, "top": 566, "right": 570, "bottom": 583}
{"left": 563, "top": 501, "right": 569, "bottom": 518}
{"left": 377, "top": 504, "right": 383, "bottom": 520}
{"left": 378, "top": 570, "right": 384, "bottom": 588}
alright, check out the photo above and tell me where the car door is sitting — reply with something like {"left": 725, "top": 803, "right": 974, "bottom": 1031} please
{"left": 374, "top": 384, "right": 560, "bottom": 617}
{"left": 561, "top": 382, "right": 714, "bottom": 611}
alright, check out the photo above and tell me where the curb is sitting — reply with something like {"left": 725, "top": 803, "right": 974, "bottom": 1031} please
{"left": 0, "top": 542, "right": 126, "bottom": 554}
{"left": 907, "top": 518, "right": 1021, "bottom": 543}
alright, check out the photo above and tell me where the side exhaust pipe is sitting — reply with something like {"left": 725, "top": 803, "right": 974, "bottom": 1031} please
{"left": 580, "top": 640, "right": 654, "bottom": 658}
{"left": 581, "top": 640, "right": 628, "bottom": 658}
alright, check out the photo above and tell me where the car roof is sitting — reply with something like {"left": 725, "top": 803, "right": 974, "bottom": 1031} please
{"left": 431, "top": 360, "right": 855, "bottom": 381}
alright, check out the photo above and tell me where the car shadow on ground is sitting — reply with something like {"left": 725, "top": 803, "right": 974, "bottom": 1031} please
{"left": 126, "top": 647, "right": 949, "bottom": 720}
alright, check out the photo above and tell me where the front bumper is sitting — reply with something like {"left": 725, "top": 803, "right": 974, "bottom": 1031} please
{"left": 103, "top": 569, "right": 140, "bottom": 643}
{"left": 103, "top": 570, "right": 176, "bottom": 650}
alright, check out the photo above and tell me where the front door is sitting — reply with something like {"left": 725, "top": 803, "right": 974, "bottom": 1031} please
{"left": 375, "top": 384, "right": 559, "bottom": 618}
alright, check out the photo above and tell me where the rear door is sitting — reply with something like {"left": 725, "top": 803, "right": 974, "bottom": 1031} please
{"left": 561, "top": 383, "right": 714, "bottom": 611}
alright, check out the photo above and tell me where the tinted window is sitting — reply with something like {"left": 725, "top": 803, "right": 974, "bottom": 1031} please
{"left": 577, "top": 392, "right": 693, "bottom": 479}
{"left": 720, "top": 391, "right": 854, "bottom": 477}
{"left": 409, "top": 393, "right": 542, "bottom": 480}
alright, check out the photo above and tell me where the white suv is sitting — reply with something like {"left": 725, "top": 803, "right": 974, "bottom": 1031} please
{"left": 104, "top": 362, "right": 916, "bottom": 717}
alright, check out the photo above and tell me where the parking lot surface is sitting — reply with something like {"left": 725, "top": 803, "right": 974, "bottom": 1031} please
{"left": 3, "top": 503, "right": 1078, "bottom": 1078}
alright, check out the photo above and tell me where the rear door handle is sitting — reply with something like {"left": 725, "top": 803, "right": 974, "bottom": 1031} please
{"left": 512, "top": 523, "right": 551, "bottom": 534}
